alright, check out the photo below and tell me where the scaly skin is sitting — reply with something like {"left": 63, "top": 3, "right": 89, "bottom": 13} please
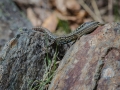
{"left": 33, "top": 21, "right": 104, "bottom": 45}
{"left": 55, "top": 21, "right": 104, "bottom": 44}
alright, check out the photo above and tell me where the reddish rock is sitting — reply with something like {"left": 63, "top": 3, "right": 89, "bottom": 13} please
{"left": 49, "top": 22, "right": 120, "bottom": 90}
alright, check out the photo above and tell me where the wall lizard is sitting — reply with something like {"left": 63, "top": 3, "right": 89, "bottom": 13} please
{"left": 33, "top": 21, "right": 104, "bottom": 46}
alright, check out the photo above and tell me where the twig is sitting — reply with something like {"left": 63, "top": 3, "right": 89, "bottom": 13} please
{"left": 91, "top": 0, "right": 103, "bottom": 22}
{"left": 78, "top": 0, "right": 103, "bottom": 23}
{"left": 108, "top": 0, "right": 113, "bottom": 22}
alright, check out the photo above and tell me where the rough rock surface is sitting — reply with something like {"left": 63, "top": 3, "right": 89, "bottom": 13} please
{"left": 0, "top": 27, "right": 67, "bottom": 90}
{"left": 0, "top": 0, "right": 32, "bottom": 52}
{"left": 0, "top": 28, "right": 50, "bottom": 89}
{"left": 49, "top": 22, "right": 120, "bottom": 90}
{"left": 0, "top": 29, "right": 47, "bottom": 90}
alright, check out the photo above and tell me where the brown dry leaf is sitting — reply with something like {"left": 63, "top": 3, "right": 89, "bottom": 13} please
{"left": 42, "top": 14, "right": 58, "bottom": 32}
{"left": 77, "top": 10, "right": 87, "bottom": 19}
{"left": 70, "top": 24, "right": 79, "bottom": 31}
{"left": 14, "top": 0, "right": 45, "bottom": 6}
{"left": 33, "top": 7, "right": 51, "bottom": 21}
{"left": 76, "top": 10, "right": 87, "bottom": 23}
{"left": 27, "top": 8, "right": 41, "bottom": 26}
{"left": 65, "top": 0, "right": 80, "bottom": 13}
{"left": 76, "top": 18, "right": 83, "bottom": 24}
{"left": 54, "top": 11, "right": 77, "bottom": 21}
{"left": 83, "top": 18, "right": 93, "bottom": 23}
{"left": 54, "top": 0, "right": 67, "bottom": 15}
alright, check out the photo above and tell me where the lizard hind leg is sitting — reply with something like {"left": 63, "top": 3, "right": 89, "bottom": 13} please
{"left": 66, "top": 39, "right": 76, "bottom": 48}
{"left": 72, "top": 39, "right": 77, "bottom": 45}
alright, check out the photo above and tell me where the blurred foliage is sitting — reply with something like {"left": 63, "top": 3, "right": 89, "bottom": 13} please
{"left": 113, "top": 3, "right": 120, "bottom": 21}
{"left": 57, "top": 20, "right": 71, "bottom": 34}
{"left": 29, "top": 49, "right": 58, "bottom": 90}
